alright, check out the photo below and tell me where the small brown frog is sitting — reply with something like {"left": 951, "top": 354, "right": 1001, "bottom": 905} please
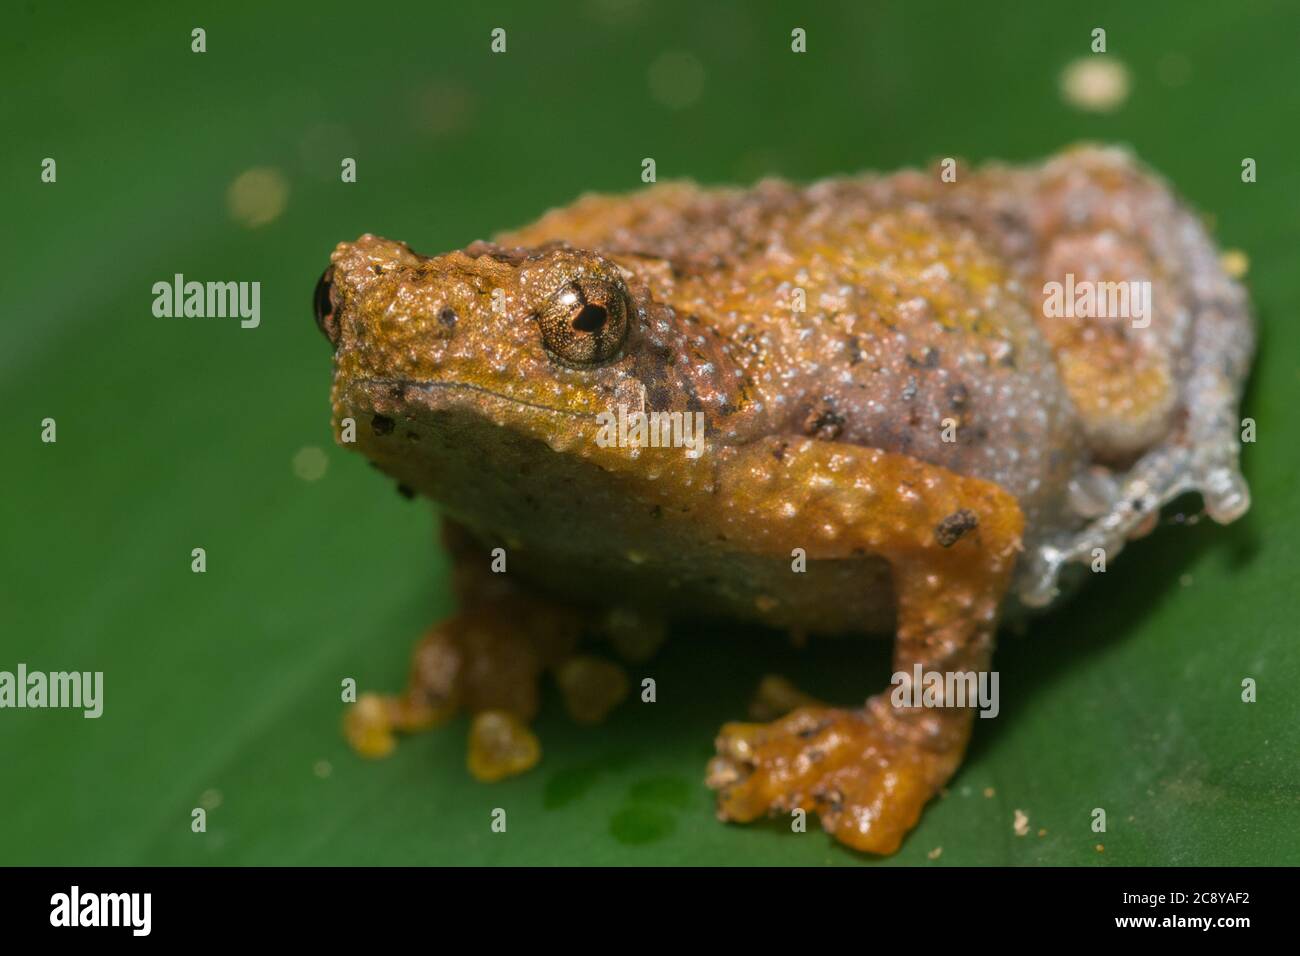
{"left": 315, "top": 146, "right": 1252, "bottom": 854}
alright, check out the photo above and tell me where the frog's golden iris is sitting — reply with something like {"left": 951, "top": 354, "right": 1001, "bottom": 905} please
{"left": 536, "top": 276, "right": 631, "bottom": 367}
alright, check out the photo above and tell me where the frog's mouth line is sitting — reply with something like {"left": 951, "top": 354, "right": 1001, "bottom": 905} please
{"left": 359, "top": 377, "right": 596, "bottom": 420}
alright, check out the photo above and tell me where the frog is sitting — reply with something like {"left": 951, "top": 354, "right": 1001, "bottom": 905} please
{"left": 314, "top": 145, "right": 1253, "bottom": 854}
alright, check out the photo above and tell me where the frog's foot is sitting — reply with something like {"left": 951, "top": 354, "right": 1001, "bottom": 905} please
{"left": 704, "top": 439, "right": 1025, "bottom": 853}
{"left": 1020, "top": 428, "right": 1252, "bottom": 608}
{"left": 344, "top": 593, "right": 634, "bottom": 779}
{"left": 708, "top": 698, "right": 970, "bottom": 855}
{"left": 343, "top": 595, "right": 583, "bottom": 779}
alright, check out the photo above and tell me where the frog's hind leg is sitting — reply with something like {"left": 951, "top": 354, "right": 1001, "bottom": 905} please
{"left": 1018, "top": 165, "right": 1254, "bottom": 607}
{"left": 1015, "top": 146, "right": 1254, "bottom": 607}
{"left": 706, "top": 440, "right": 1024, "bottom": 854}
{"left": 343, "top": 519, "right": 631, "bottom": 781}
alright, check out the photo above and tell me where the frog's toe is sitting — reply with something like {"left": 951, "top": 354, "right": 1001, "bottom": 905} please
{"left": 555, "top": 655, "right": 629, "bottom": 724}
{"left": 343, "top": 693, "right": 398, "bottom": 759}
{"left": 747, "top": 674, "right": 825, "bottom": 721}
{"left": 707, "top": 703, "right": 964, "bottom": 855}
{"left": 467, "top": 710, "right": 542, "bottom": 782}
{"left": 343, "top": 690, "right": 448, "bottom": 759}
{"left": 1020, "top": 431, "right": 1253, "bottom": 608}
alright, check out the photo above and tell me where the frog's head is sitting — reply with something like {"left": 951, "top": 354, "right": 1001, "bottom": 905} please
{"left": 315, "top": 234, "right": 757, "bottom": 507}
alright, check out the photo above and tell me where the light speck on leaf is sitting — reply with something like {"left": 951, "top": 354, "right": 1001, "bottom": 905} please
{"left": 293, "top": 446, "right": 329, "bottom": 482}
{"left": 1013, "top": 809, "right": 1030, "bottom": 837}
{"left": 1060, "top": 57, "right": 1130, "bottom": 112}
{"left": 227, "top": 167, "right": 289, "bottom": 228}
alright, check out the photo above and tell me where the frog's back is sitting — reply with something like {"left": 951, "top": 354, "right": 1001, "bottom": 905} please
{"left": 501, "top": 173, "right": 1085, "bottom": 536}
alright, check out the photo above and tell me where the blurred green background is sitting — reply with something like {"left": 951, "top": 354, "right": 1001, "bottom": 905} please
{"left": 3, "top": 0, "right": 1297, "bottom": 866}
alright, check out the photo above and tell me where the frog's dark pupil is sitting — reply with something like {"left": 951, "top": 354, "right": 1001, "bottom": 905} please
{"left": 572, "top": 303, "right": 608, "bottom": 333}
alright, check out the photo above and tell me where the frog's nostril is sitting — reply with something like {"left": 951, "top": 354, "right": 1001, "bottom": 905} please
{"left": 314, "top": 267, "right": 339, "bottom": 347}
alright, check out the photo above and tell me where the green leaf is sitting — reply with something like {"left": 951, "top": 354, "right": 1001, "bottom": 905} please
{"left": 2, "top": 0, "right": 1296, "bottom": 866}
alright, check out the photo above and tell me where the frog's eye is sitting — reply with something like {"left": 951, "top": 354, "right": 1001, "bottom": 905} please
{"left": 313, "top": 267, "right": 340, "bottom": 347}
{"left": 537, "top": 277, "right": 631, "bottom": 366}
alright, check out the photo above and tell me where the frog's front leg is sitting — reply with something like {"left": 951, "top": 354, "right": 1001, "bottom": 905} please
{"left": 706, "top": 440, "right": 1024, "bottom": 854}
{"left": 344, "top": 520, "right": 632, "bottom": 780}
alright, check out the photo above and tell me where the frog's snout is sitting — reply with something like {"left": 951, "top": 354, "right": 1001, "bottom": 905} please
{"left": 314, "top": 267, "right": 340, "bottom": 348}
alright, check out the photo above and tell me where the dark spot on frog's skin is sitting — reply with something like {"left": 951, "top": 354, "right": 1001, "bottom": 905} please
{"left": 847, "top": 335, "right": 863, "bottom": 366}
{"left": 438, "top": 307, "right": 458, "bottom": 329}
{"left": 371, "top": 265, "right": 384, "bottom": 275}
{"left": 772, "top": 441, "right": 788, "bottom": 461}
{"left": 907, "top": 346, "right": 941, "bottom": 369}
{"left": 816, "top": 788, "right": 845, "bottom": 813}
{"left": 802, "top": 399, "right": 845, "bottom": 440}
{"left": 645, "top": 381, "right": 672, "bottom": 410}
{"left": 405, "top": 430, "right": 420, "bottom": 441}
{"left": 634, "top": 344, "right": 676, "bottom": 409}
{"left": 935, "top": 509, "right": 979, "bottom": 547}
{"left": 396, "top": 483, "right": 415, "bottom": 500}
{"left": 650, "top": 505, "right": 662, "bottom": 520}
{"left": 371, "top": 414, "right": 395, "bottom": 436}
{"left": 947, "top": 382, "right": 970, "bottom": 409}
